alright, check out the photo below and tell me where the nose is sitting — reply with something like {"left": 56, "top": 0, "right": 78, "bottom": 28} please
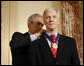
{"left": 49, "top": 17, "right": 53, "bottom": 22}
{"left": 38, "top": 24, "right": 44, "bottom": 29}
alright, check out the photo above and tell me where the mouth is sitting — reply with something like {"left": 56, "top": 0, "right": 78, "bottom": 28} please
{"left": 48, "top": 22, "right": 55, "bottom": 25}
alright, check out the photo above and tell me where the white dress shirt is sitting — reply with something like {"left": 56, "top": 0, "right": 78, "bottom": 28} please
{"left": 28, "top": 32, "right": 37, "bottom": 41}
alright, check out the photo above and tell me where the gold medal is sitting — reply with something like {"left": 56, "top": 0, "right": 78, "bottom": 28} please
{"left": 52, "top": 43, "right": 58, "bottom": 49}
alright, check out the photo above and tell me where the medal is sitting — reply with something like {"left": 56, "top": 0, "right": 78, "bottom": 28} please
{"left": 43, "top": 32, "right": 59, "bottom": 49}
{"left": 52, "top": 43, "right": 58, "bottom": 49}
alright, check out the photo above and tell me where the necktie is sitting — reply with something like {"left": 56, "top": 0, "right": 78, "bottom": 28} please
{"left": 51, "top": 34, "right": 58, "bottom": 58}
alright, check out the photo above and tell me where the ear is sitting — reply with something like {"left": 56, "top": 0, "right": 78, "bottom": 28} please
{"left": 43, "top": 20, "right": 46, "bottom": 25}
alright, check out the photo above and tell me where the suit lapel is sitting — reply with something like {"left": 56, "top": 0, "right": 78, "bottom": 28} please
{"left": 56, "top": 35, "right": 65, "bottom": 60}
{"left": 39, "top": 36, "right": 56, "bottom": 60}
{"left": 39, "top": 34, "right": 65, "bottom": 61}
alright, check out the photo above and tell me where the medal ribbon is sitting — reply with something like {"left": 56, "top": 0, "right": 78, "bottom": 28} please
{"left": 43, "top": 32, "right": 60, "bottom": 43}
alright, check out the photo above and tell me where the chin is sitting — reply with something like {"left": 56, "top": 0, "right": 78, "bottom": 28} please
{"left": 49, "top": 26, "right": 54, "bottom": 29}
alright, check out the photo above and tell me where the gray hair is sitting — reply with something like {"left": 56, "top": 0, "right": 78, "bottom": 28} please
{"left": 43, "top": 8, "right": 60, "bottom": 19}
{"left": 28, "top": 14, "right": 43, "bottom": 23}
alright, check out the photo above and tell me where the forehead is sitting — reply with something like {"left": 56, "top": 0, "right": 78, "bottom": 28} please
{"left": 34, "top": 17, "right": 44, "bottom": 23}
{"left": 44, "top": 11, "right": 57, "bottom": 16}
{"left": 34, "top": 16, "right": 43, "bottom": 21}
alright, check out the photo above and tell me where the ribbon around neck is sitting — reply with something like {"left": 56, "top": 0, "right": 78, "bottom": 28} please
{"left": 43, "top": 32, "right": 60, "bottom": 43}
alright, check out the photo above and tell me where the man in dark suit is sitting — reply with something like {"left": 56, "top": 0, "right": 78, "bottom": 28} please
{"left": 27, "top": 8, "right": 80, "bottom": 65}
{"left": 10, "top": 14, "right": 44, "bottom": 65}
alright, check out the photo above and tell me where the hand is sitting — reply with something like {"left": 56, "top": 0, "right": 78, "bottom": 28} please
{"left": 35, "top": 29, "right": 46, "bottom": 37}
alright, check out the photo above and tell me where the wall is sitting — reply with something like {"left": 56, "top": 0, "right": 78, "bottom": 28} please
{"left": 1, "top": 1, "right": 10, "bottom": 65}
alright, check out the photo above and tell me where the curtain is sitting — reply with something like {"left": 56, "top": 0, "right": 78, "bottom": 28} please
{"left": 61, "top": 1, "right": 82, "bottom": 64}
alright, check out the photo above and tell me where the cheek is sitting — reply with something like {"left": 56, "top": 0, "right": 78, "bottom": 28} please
{"left": 35, "top": 25, "right": 39, "bottom": 29}
{"left": 55, "top": 19, "right": 59, "bottom": 24}
{"left": 44, "top": 19, "right": 49, "bottom": 23}
{"left": 44, "top": 21, "right": 49, "bottom": 25}
{"left": 29, "top": 24, "right": 36, "bottom": 31}
{"left": 54, "top": 22, "right": 59, "bottom": 28}
{"left": 44, "top": 22, "right": 47, "bottom": 25}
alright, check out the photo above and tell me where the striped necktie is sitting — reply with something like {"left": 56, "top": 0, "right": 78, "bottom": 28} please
{"left": 50, "top": 34, "right": 58, "bottom": 58}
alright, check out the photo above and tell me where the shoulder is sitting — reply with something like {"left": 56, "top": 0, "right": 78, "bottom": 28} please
{"left": 59, "top": 34, "right": 77, "bottom": 49}
{"left": 11, "top": 32, "right": 22, "bottom": 39}
{"left": 59, "top": 34, "right": 76, "bottom": 42}
{"left": 11, "top": 32, "right": 29, "bottom": 39}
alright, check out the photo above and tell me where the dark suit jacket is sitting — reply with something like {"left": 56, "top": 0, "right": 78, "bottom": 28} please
{"left": 10, "top": 32, "right": 31, "bottom": 65}
{"left": 27, "top": 34, "right": 80, "bottom": 65}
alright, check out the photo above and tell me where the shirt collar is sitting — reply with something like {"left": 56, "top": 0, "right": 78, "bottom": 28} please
{"left": 45, "top": 32, "right": 58, "bottom": 37}
{"left": 28, "top": 32, "right": 32, "bottom": 35}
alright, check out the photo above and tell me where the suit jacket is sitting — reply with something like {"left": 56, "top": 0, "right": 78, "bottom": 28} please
{"left": 10, "top": 32, "right": 31, "bottom": 65}
{"left": 27, "top": 34, "right": 80, "bottom": 65}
